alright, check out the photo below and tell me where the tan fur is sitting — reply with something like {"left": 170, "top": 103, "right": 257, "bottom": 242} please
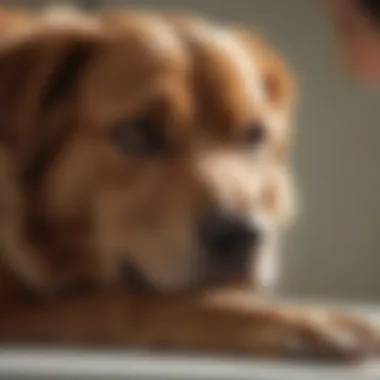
{"left": 0, "top": 7, "right": 379, "bottom": 361}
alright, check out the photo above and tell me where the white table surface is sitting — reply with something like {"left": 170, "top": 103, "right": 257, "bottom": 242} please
{"left": 0, "top": 347, "right": 380, "bottom": 380}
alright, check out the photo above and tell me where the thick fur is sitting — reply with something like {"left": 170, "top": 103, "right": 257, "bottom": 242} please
{"left": 0, "top": 7, "right": 379, "bottom": 361}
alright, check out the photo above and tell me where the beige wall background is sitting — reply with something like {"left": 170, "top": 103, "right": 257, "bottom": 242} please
{"left": 5, "top": 0, "right": 380, "bottom": 300}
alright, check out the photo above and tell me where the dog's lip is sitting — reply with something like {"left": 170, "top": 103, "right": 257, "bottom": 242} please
{"left": 118, "top": 261, "right": 250, "bottom": 294}
{"left": 119, "top": 262, "right": 154, "bottom": 292}
{"left": 204, "top": 271, "right": 250, "bottom": 287}
{"left": 200, "top": 260, "right": 252, "bottom": 289}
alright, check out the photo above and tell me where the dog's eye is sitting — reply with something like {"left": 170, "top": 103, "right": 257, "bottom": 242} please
{"left": 245, "top": 123, "right": 266, "bottom": 149}
{"left": 112, "top": 117, "right": 166, "bottom": 156}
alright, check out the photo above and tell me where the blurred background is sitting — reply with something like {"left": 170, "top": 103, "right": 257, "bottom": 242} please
{"left": 2, "top": 0, "right": 380, "bottom": 302}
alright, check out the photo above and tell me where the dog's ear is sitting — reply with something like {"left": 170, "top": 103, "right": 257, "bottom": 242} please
{"left": 237, "top": 31, "right": 297, "bottom": 160}
{"left": 240, "top": 32, "right": 296, "bottom": 119}
{"left": 262, "top": 46, "right": 297, "bottom": 160}
{"left": 262, "top": 49, "right": 296, "bottom": 116}
{"left": 0, "top": 15, "right": 102, "bottom": 181}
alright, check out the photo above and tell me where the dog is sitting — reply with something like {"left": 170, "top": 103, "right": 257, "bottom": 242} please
{"left": 0, "top": 6, "right": 379, "bottom": 361}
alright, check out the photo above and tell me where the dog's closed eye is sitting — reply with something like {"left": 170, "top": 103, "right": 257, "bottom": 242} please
{"left": 112, "top": 117, "right": 167, "bottom": 157}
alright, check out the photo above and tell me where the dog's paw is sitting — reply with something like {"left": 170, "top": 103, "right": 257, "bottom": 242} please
{"left": 282, "top": 310, "right": 380, "bottom": 361}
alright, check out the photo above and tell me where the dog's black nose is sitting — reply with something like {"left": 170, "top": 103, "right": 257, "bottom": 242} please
{"left": 200, "top": 210, "right": 261, "bottom": 262}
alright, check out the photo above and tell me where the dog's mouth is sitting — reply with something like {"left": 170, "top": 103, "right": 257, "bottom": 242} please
{"left": 201, "top": 264, "right": 252, "bottom": 290}
{"left": 119, "top": 263, "right": 154, "bottom": 292}
{"left": 118, "top": 261, "right": 251, "bottom": 294}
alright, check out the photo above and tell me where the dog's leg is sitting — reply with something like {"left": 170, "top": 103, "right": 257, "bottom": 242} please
{"left": 0, "top": 289, "right": 378, "bottom": 361}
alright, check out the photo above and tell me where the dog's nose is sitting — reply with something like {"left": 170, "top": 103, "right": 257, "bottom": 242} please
{"left": 200, "top": 210, "right": 261, "bottom": 262}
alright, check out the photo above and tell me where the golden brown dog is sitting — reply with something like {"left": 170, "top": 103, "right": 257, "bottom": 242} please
{"left": 0, "top": 6, "right": 379, "bottom": 361}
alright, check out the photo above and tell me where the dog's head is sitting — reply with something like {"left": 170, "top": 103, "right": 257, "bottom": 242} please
{"left": 0, "top": 9, "right": 297, "bottom": 293}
